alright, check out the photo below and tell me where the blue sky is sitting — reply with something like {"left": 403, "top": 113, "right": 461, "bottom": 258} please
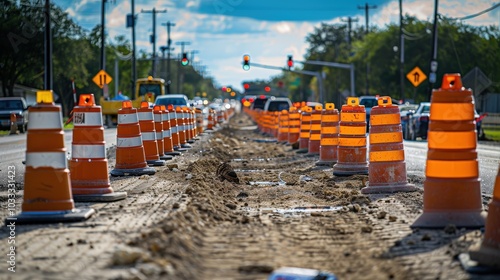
{"left": 53, "top": 0, "right": 499, "bottom": 93}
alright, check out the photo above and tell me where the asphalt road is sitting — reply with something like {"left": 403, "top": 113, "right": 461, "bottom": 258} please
{"left": 0, "top": 129, "right": 499, "bottom": 196}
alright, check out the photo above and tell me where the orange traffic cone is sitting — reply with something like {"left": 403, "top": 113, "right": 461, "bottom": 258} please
{"left": 70, "top": 94, "right": 127, "bottom": 202}
{"left": 277, "top": 110, "right": 289, "bottom": 143}
{"left": 411, "top": 74, "right": 485, "bottom": 228}
{"left": 332, "top": 97, "right": 368, "bottom": 176}
{"left": 316, "top": 103, "right": 339, "bottom": 166}
{"left": 110, "top": 100, "right": 156, "bottom": 176}
{"left": 206, "top": 109, "right": 215, "bottom": 132}
{"left": 153, "top": 105, "right": 172, "bottom": 160}
{"left": 9, "top": 113, "right": 18, "bottom": 135}
{"left": 137, "top": 101, "right": 166, "bottom": 166}
{"left": 167, "top": 105, "right": 187, "bottom": 153}
{"left": 176, "top": 107, "right": 192, "bottom": 149}
{"left": 195, "top": 108, "right": 205, "bottom": 135}
{"left": 361, "top": 96, "right": 417, "bottom": 194}
{"left": 288, "top": 106, "right": 301, "bottom": 146}
{"left": 297, "top": 106, "right": 312, "bottom": 153}
{"left": 468, "top": 164, "right": 500, "bottom": 268}
{"left": 9, "top": 91, "right": 94, "bottom": 224}
{"left": 308, "top": 104, "right": 323, "bottom": 156}
{"left": 159, "top": 105, "right": 180, "bottom": 156}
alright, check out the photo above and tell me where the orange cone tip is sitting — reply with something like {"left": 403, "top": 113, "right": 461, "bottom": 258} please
{"left": 78, "top": 94, "right": 96, "bottom": 106}
{"left": 141, "top": 101, "right": 149, "bottom": 108}
{"left": 122, "top": 100, "right": 132, "bottom": 109}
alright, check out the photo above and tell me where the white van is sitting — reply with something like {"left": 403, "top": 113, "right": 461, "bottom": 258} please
{"left": 154, "top": 94, "right": 190, "bottom": 108}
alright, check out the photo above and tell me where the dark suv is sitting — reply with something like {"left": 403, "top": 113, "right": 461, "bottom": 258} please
{"left": 250, "top": 95, "right": 269, "bottom": 110}
{"left": 0, "top": 97, "right": 29, "bottom": 133}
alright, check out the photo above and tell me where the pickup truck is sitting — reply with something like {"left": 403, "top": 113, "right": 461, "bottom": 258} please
{"left": 0, "top": 97, "right": 29, "bottom": 133}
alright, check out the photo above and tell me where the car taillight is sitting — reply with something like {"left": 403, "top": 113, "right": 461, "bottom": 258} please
{"left": 419, "top": 116, "right": 429, "bottom": 122}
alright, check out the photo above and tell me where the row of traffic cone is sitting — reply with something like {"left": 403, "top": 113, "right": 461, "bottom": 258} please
{"left": 9, "top": 92, "right": 226, "bottom": 224}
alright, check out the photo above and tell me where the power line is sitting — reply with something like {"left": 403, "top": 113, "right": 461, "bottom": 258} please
{"left": 455, "top": 3, "right": 500, "bottom": 20}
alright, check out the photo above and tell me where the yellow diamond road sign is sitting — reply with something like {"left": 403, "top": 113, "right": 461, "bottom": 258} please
{"left": 92, "top": 69, "right": 113, "bottom": 89}
{"left": 406, "top": 66, "right": 427, "bottom": 87}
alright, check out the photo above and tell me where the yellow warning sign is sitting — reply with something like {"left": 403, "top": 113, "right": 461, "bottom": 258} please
{"left": 92, "top": 70, "right": 113, "bottom": 89}
{"left": 406, "top": 66, "right": 427, "bottom": 87}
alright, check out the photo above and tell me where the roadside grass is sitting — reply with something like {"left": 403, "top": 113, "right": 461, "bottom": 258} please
{"left": 485, "top": 129, "right": 500, "bottom": 141}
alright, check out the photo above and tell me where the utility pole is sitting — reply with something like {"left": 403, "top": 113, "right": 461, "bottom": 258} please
{"left": 44, "top": 0, "right": 52, "bottom": 90}
{"left": 161, "top": 21, "right": 176, "bottom": 94}
{"left": 175, "top": 41, "right": 190, "bottom": 93}
{"left": 399, "top": 0, "right": 405, "bottom": 101}
{"left": 428, "top": 0, "right": 439, "bottom": 101}
{"left": 341, "top": 17, "right": 359, "bottom": 47}
{"left": 100, "top": 0, "right": 107, "bottom": 71}
{"left": 190, "top": 50, "right": 199, "bottom": 64}
{"left": 141, "top": 8, "right": 167, "bottom": 77}
{"left": 358, "top": 3, "right": 377, "bottom": 95}
{"left": 131, "top": 0, "right": 136, "bottom": 96}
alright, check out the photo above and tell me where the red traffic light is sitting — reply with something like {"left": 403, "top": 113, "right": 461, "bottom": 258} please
{"left": 244, "top": 83, "right": 250, "bottom": 90}
{"left": 287, "top": 55, "right": 293, "bottom": 69}
{"left": 221, "top": 86, "right": 227, "bottom": 92}
{"left": 264, "top": 86, "right": 271, "bottom": 92}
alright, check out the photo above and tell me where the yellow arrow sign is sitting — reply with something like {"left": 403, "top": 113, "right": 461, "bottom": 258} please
{"left": 92, "top": 69, "right": 113, "bottom": 89}
{"left": 406, "top": 66, "right": 427, "bottom": 87}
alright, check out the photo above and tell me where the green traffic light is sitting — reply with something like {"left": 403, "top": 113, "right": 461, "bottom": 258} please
{"left": 181, "top": 59, "right": 188, "bottom": 66}
{"left": 242, "top": 64, "right": 250, "bottom": 71}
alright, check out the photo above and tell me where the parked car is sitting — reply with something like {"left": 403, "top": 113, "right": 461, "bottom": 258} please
{"left": 0, "top": 97, "right": 29, "bottom": 133}
{"left": 263, "top": 97, "right": 292, "bottom": 112}
{"left": 407, "top": 102, "right": 430, "bottom": 140}
{"left": 359, "top": 95, "right": 378, "bottom": 131}
{"left": 154, "top": 94, "right": 190, "bottom": 109}
{"left": 399, "top": 103, "right": 418, "bottom": 140}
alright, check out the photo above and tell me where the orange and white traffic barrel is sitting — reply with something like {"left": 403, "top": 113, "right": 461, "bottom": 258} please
{"left": 195, "top": 108, "right": 205, "bottom": 135}
{"left": 206, "top": 109, "right": 215, "bottom": 132}
{"left": 137, "top": 101, "right": 165, "bottom": 166}
{"left": 177, "top": 106, "right": 192, "bottom": 149}
{"left": 316, "top": 103, "right": 339, "bottom": 166}
{"left": 10, "top": 91, "right": 95, "bottom": 224}
{"left": 277, "top": 110, "right": 289, "bottom": 143}
{"left": 9, "top": 113, "right": 17, "bottom": 135}
{"left": 153, "top": 105, "right": 172, "bottom": 160}
{"left": 110, "top": 100, "right": 156, "bottom": 176}
{"left": 164, "top": 105, "right": 184, "bottom": 154}
{"left": 332, "top": 97, "right": 368, "bottom": 176}
{"left": 469, "top": 163, "right": 500, "bottom": 267}
{"left": 70, "top": 94, "right": 127, "bottom": 202}
{"left": 308, "top": 104, "right": 323, "bottom": 155}
{"left": 411, "top": 74, "right": 485, "bottom": 228}
{"left": 297, "top": 106, "right": 312, "bottom": 153}
{"left": 361, "top": 96, "right": 416, "bottom": 194}
{"left": 287, "top": 106, "right": 301, "bottom": 146}
{"left": 186, "top": 108, "right": 195, "bottom": 143}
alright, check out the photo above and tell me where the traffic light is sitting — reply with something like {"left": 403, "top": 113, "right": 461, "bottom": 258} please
{"left": 287, "top": 55, "right": 293, "bottom": 70}
{"left": 181, "top": 52, "right": 189, "bottom": 66}
{"left": 264, "top": 86, "right": 271, "bottom": 92}
{"left": 243, "top": 83, "right": 250, "bottom": 90}
{"left": 242, "top": 54, "right": 250, "bottom": 71}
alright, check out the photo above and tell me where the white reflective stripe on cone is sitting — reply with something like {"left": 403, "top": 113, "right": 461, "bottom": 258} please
{"left": 28, "top": 112, "right": 63, "bottom": 130}
{"left": 162, "top": 113, "right": 170, "bottom": 121}
{"left": 137, "top": 112, "right": 153, "bottom": 121}
{"left": 26, "top": 152, "right": 67, "bottom": 169}
{"left": 72, "top": 111, "right": 103, "bottom": 126}
{"left": 118, "top": 113, "right": 139, "bottom": 124}
{"left": 141, "top": 131, "right": 156, "bottom": 141}
{"left": 156, "top": 132, "right": 162, "bottom": 140}
{"left": 72, "top": 144, "right": 105, "bottom": 158}
{"left": 170, "top": 126, "right": 177, "bottom": 133}
{"left": 163, "top": 130, "right": 172, "bottom": 138}
{"left": 117, "top": 136, "right": 142, "bottom": 147}
{"left": 154, "top": 114, "right": 162, "bottom": 122}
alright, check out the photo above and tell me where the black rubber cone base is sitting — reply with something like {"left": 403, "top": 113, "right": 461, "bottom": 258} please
{"left": 187, "top": 139, "right": 195, "bottom": 143}
{"left": 181, "top": 143, "right": 192, "bottom": 148}
{"left": 110, "top": 166, "right": 156, "bottom": 176}
{"left": 165, "top": 151, "right": 181, "bottom": 156}
{"left": 410, "top": 211, "right": 486, "bottom": 229}
{"left": 73, "top": 191, "right": 127, "bottom": 202}
{"left": 147, "top": 159, "right": 166, "bottom": 166}
{"left": 315, "top": 160, "right": 336, "bottom": 167}
{"left": 7, "top": 208, "right": 95, "bottom": 225}
{"left": 459, "top": 252, "right": 500, "bottom": 274}
{"left": 160, "top": 155, "right": 173, "bottom": 160}
{"left": 361, "top": 183, "right": 418, "bottom": 194}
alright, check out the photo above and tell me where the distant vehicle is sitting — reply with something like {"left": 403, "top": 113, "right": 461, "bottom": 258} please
{"left": 154, "top": 94, "right": 190, "bottom": 109}
{"left": 263, "top": 97, "right": 292, "bottom": 112}
{"left": 0, "top": 97, "right": 29, "bottom": 133}
{"left": 359, "top": 96, "right": 378, "bottom": 131}
{"left": 407, "top": 102, "right": 431, "bottom": 140}
{"left": 399, "top": 103, "right": 418, "bottom": 140}
{"left": 250, "top": 95, "right": 269, "bottom": 110}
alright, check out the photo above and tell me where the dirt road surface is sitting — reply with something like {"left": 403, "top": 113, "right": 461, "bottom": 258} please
{"left": 0, "top": 110, "right": 498, "bottom": 280}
